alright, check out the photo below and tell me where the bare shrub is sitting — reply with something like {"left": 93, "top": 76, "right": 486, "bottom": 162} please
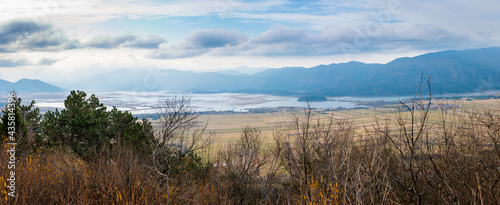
{"left": 148, "top": 95, "right": 214, "bottom": 200}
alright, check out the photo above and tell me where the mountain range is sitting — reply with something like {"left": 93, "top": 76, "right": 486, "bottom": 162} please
{"left": 0, "top": 79, "right": 64, "bottom": 94}
{"left": 71, "top": 47, "right": 499, "bottom": 96}
{"left": 2, "top": 47, "right": 499, "bottom": 97}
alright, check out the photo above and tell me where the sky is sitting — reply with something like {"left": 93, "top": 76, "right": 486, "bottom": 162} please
{"left": 0, "top": 0, "right": 499, "bottom": 83}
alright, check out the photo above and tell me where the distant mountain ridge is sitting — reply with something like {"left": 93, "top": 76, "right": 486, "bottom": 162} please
{"left": 70, "top": 47, "right": 500, "bottom": 96}
{"left": 0, "top": 79, "right": 64, "bottom": 94}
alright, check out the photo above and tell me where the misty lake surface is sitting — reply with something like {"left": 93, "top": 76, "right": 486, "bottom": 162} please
{"left": 24, "top": 91, "right": 362, "bottom": 114}
{"left": 16, "top": 90, "right": 499, "bottom": 114}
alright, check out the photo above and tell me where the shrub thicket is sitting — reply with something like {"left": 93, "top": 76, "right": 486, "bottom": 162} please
{"left": 1, "top": 87, "right": 499, "bottom": 204}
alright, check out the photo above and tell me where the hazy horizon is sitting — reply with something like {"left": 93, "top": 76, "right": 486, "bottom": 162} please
{"left": 0, "top": 47, "right": 495, "bottom": 85}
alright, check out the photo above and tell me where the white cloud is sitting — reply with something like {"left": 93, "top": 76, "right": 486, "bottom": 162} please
{"left": 151, "top": 28, "right": 248, "bottom": 58}
{"left": 0, "top": 58, "right": 30, "bottom": 67}
{"left": 182, "top": 28, "right": 248, "bottom": 49}
{"left": 1, "top": 0, "right": 499, "bottom": 81}
{"left": 124, "top": 35, "right": 167, "bottom": 49}
{"left": 167, "top": 23, "right": 471, "bottom": 57}
{"left": 85, "top": 34, "right": 137, "bottom": 49}
{"left": 0, "top": 20, "right": 79, "bottom": 52}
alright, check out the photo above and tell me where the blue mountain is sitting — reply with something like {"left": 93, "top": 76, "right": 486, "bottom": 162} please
{"left": 77, "top": 47, "right": 500, "bottom": 96}
{"left": 0, "top": 79, "right": 64, "bottom": 94}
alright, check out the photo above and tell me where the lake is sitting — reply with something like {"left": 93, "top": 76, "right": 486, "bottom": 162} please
{"left": 8, "top": 90, "right": 499, "bottom": 114}
{"left": 13, "top": 91, "right": 361, "bottom": 114}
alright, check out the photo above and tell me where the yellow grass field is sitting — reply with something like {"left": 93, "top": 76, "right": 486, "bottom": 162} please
{"left": 199, "top": 98, "right": 500, "bottom": 147}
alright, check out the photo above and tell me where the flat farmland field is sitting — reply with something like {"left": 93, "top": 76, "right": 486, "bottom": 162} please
{"left": 198, "top": 98, "right": 500, "bottom": 149}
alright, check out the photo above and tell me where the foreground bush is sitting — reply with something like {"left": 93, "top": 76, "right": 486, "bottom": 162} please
{"left": 1, "top": 88, "right": 499, "bottom": 204}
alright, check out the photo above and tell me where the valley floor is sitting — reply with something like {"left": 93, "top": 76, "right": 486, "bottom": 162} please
{"left": 198, "top": 98, "right": 500, "bottom": 147}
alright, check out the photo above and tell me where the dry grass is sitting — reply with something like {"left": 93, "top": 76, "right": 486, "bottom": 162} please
{"left": 202, "top": 98, "right": 499, "bottom": 143}
{"left": 0, "top": 147, "right": 173, "bottom": 204}
{"left": 1, "top": 98, "right": 498, "bottom": 204}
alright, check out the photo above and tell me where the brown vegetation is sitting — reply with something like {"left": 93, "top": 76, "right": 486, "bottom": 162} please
{"left": 1, "top": 85, "right": 499, "bottom": 204}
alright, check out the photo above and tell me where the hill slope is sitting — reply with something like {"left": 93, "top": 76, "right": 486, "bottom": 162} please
{"left": 77, "top": 47, "right": 500, "bottom": 96}
{"left": 0, "top": 79, "right": 64, "bottom": 94}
